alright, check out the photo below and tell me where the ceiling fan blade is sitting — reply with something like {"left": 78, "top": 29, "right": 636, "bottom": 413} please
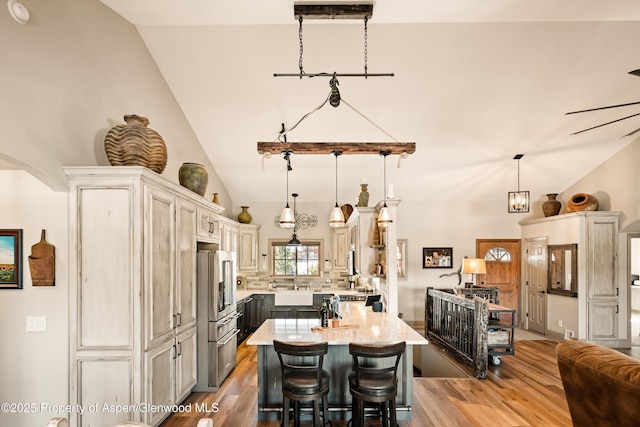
{"left": 566, "top": 101, "right": 640, "bottom": 115}
{"left": 623, "top": 126, "right": 640, "bottom": 137}
{"left": 629, "top": 69, "right": 640, "bottom": 77}
{"left": 570, "top": 112, "right": 640, "bottom": 135}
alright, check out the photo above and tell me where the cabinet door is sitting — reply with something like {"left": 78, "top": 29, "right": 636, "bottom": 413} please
{"left": 144, "top": 185, "right": 176, "bottom": 349}
{"left": 176, "top": 198, "right": 197, "bottom": 332}
{"left": 144, "top": 338, "right": 175, "bottom": 426}
{"left": 587, "top": 217, "right": 618, "bottom": 298}
{"left": 333, "top": 227, "right": 349, "bottom": 271}
{"left": 588, "top": 300, "right": 618, "bottom": 341}
{"left": 270, "top": 307, "right": 293, "bottom": 319}
{"left": 175, "top": 327, "right": 198, "bottom": 402}
{"left": 196, "top": 206, "right": 220, "bottom": 242}
{"left": 238, "top": 227, "right": 258, "bottom": 271}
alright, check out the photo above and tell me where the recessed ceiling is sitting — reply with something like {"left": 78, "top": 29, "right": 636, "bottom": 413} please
{"left": 97, "top": 0, "right": 640, "bottom": 205}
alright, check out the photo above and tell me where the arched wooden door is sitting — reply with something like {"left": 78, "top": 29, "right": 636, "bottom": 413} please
{"left": 476, "top": 239, "right": 521, "bottom": 316}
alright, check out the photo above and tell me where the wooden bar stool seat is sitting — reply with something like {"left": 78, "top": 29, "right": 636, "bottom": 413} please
{"left": 348, "top": 341, "right": 406, "bottom": 427}
{"left": 274, "top": 340, "right": 331, "bottom": 427}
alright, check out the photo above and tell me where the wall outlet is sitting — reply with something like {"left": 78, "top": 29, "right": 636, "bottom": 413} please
{"left": 26, "top": 316, "right": 46, "bottom": 332}
{"left": 564, "top": 329, "right": 575, "bottom": 340}
{"left": 558, "top": 319, "right": 563, "bottom": 327}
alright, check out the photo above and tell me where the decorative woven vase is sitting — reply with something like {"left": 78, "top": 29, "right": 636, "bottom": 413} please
{"left": 104, "top": 114, "right": 168, "bottom": 174}
{"left": 542, "top": 193, "right": 562, "bottom": 217}
{"left": 566, "top": 193, "right": 599, "bottom": 213}
{"left": 238, "top": 206, "right": 252, "bottom": 224}
{"left": 178, "top": 162, "right": 208, "bottom": 196}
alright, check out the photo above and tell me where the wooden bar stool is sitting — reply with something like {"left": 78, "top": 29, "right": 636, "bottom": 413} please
{"left": 273, "top": 340, "right": 331, "bottom": 427}
{"left": 348, "top": 341, "right": 406, "bottom": 427}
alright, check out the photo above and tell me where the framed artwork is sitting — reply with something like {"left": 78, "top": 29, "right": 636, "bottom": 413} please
{"left": 0, "top": 229, "right": 23, "bottom": 289}
{"left": 423, "top": 247, "right": 453, "bottom": 269}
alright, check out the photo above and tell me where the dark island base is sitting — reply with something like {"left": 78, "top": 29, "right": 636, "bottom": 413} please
{"left": 255, "top": 344, "right": 415, "bottom": 421}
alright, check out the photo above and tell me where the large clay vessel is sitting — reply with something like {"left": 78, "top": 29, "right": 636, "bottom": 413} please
{"left": 104, "top": 114, "right": 168, "bottom": 174}
{"left": 566, "top": 193, "right": 599, "bottom": 213}
{"left": 178, "top": 162, "right": 208, "bottom": 196}
{"left": 542, "top": 193, "right": 562, "bottom": 217}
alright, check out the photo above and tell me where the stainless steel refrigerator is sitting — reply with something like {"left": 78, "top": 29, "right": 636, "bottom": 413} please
{"left": 194, "top": 249, "right": 238, "bottom": 391}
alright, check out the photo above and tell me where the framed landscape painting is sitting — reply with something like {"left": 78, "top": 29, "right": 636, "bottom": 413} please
{"left": 0, "top": 229, "right": 23, "bottom": 289}
{"left": 423, "top": 247, "right": 453, "bottom": 268}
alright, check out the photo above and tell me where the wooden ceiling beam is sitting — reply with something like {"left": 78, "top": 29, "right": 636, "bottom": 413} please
{"left": 257, "top": 142, "right": 416, "bottom": 156}
{"left": 294, "top": 4, "right": 373, "bottom": 20}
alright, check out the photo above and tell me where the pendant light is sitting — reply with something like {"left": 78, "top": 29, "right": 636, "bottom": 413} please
{"left": 508, "top": 154, "right": 530, "bottom": 213}
{"left": 288, "top": 193, "right": 301, "bottom": 245}
{"left": 329, "top": 150, "right": 345, "bottom": 228}
{"left": 377, "top": 150, "right": 393, "bottom": 229}
{"left": 279, "top": 151, "right": 295, "bottom": 228}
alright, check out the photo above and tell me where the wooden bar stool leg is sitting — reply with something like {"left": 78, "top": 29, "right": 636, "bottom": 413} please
{"left": 322, "top": 395, "right": 329, "bottom": 426}
{"left": 381, "top": 402, "right": 389, "bottom": 427}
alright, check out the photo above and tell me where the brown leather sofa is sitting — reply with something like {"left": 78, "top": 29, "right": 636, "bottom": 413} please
{"left": 556, "top": 339, "right": 640, "bottom": 427}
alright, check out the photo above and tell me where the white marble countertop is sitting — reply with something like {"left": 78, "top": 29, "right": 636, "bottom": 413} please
{"left": 246, "top": 302, "right": 428, "bottom": 346}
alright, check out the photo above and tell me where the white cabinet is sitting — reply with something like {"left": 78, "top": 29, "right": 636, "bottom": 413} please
{"left": 238, "top": 224, "right": 260, "bottom": 271}
{"left": 196, "top": 205, "right": 221, "bottom": 243}
{"left": 332, "top": 226, "right": 350, "bottom": 271}
{"left": 220, "top": 219, "right": 239, "bottom": 253}
{"left": 520, "top": 211, "right": 625, "bottom": 347}
{"left": 67, "top": 167, "right": 202, "bottom": 427}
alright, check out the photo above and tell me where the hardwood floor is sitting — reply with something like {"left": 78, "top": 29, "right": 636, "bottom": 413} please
{"left": 161, "top": 336, "right": 573, "bottom": 427}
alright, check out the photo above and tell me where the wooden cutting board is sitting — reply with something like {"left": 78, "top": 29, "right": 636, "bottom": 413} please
{"left": 31, "top": 230, "right": 54, "bottom": 259}
{"left": 311, "top": 324, "right": 360, "bottom": 332}
{"left": 29, "top": 229, "right": 55, "bottom": 286}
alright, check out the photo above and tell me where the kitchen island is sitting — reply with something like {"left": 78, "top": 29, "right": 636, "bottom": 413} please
{"left": 246, "top": 301, "right": 428, "bottom": 421}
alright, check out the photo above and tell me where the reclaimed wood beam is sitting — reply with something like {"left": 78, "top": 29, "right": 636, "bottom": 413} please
{"left": 257, "top": 142, "right": 416, "bottom": 156}
{"left": 294, "top": 4, "right": 373, "bottom": 20}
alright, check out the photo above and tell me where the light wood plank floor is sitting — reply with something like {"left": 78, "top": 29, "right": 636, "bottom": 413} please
{"left": 161, "top": 336, "right": 572, "bottom": 427}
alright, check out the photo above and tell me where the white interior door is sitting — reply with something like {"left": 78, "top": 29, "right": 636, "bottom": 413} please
{"left": 526, "top": 238, "right": 547, "bottom": 334}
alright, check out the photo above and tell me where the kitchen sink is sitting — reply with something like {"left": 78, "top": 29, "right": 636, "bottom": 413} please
{"left": 274, "top": 291, "right": 314, "bottom": 306}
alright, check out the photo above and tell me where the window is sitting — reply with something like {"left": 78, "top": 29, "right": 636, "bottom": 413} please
{"left": 484, "top": 247, "right": 512, "bottom": 262}
{"left": 271, "top": 241, "right": 321, "bottom": 277}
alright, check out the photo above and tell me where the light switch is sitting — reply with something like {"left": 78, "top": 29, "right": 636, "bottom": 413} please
{"left": 26, "top": 316, "right": 46, "bottom": 332}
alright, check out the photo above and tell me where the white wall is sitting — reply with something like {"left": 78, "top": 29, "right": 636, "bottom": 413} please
{"left": 0, "top": 0, "right": 231, "bottom": 215}
{"left": 0, "top": 171, "right": 68, "bottom": 427}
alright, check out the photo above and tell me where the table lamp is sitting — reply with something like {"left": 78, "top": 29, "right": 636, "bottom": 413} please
{"left": 462, "top": 258, "right": 487, "bottom": 294}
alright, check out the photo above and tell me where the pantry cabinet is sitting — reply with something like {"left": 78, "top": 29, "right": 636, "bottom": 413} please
{"left": 520, "top": 211, "right": 626, "bottom": 347}
{"left": 66, "top": 167, "right": 212, "bottom": 427}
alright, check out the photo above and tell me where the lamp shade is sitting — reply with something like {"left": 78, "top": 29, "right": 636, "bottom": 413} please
{"left": 329, "top": 205, "right": 345, "bottom": 228}
{"left": 462, "top": 258, "right": 487, "bottom": 275}
{"left": 279, "top": 205, "right": 296, "bottom": 228}
{"left": 377, "top": 206, "right": 393, "bottom": 229}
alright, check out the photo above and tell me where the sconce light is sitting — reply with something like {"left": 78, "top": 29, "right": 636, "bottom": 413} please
{"left": 377, "top": 150, "right": 393, "bottom": 229}
{"left": 329, "top": 150, "right": 345, "bottom": 228}
{"left": 462, "top": 258, "right": 487, "bottom": 293}
{"left": 508, "top": 154, "right": 530, "bottom": 213}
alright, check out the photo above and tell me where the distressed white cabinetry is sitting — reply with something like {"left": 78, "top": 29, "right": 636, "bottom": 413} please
{"left": 332, "top": 226, "right": 350, "bottom": 272}
{"left": 220, "top": 218, "right": 239, "bottom": 253}
{"left": 238, "top": 224, "right": 260, "bottom": 271}
{"left": 196, "top": 205, "right": 221, "bottom": 243}
{"left": 66, "top": 167, "right": 208, "bottom": 427}
{"left": 520, "top": 211, "right": 625, "bottom": 347}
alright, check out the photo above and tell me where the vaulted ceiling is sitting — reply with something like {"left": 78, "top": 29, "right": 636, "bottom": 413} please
{"left": 99, "top": 0, "right": 640, "bottom": 206}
